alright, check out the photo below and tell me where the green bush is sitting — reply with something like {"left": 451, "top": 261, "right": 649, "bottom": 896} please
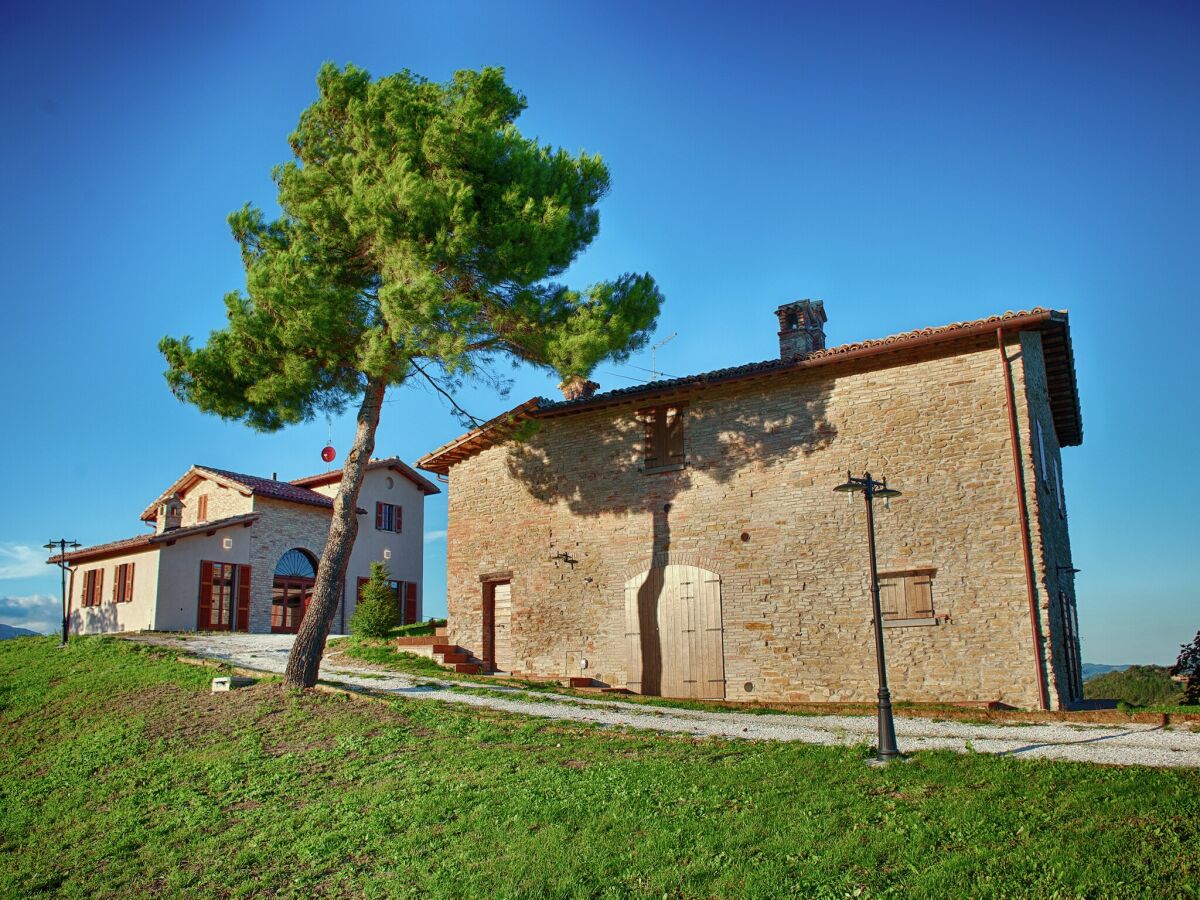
{"left": 349, "top": 562, "right": 398, "bottom": 639}
{"left": 1083, "top": 664, "right": 1184, "bottom": 707}
{"left": 1171, "top": 629, "right": 1199, "bottom": 705}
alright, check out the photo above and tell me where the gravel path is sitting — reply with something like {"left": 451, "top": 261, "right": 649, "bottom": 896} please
{"left": 128, "top": 633, "right": 1200, "bottom": 769}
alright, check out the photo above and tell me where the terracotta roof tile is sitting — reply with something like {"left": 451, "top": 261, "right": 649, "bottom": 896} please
{"left": 48, "top": 513, "right": 261, "bottom": 565}
{"left": 417, "top": 307, "right": 1081, "bottom": 474}
{"left": 290, "top": 457, "right": 440, "bottom": 495}
{"left": 195, "top": 466, "right": 338, "bottom": 511}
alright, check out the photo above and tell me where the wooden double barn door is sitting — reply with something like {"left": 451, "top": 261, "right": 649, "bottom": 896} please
{"left": 624, "top": 565, "right": 725, "bottom": 699}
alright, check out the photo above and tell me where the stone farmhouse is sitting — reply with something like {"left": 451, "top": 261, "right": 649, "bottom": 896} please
{"left": 49, "top": 458, "right": 439, "bottom": 636}
{"left": 417, "top": 301, "right": 1084, "bottom": 710}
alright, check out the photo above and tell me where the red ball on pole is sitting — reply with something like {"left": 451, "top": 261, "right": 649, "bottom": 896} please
{"left": 321, "top": 445, "right": 336, "bottom": 463}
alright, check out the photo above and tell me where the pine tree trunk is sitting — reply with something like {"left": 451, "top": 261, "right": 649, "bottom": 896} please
{"left": 283, "top": 376, "right": 386, "bottom": 689}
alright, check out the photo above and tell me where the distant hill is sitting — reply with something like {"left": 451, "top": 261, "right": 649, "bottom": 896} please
{"left": 1083, "top": 665, "right": 1184, "bottom": 707}
{"left": 0, "top": 623, "right": 41, "bottom": 640}
{"left": 1082, "top": 663, "right": 1130, "bottom": 682}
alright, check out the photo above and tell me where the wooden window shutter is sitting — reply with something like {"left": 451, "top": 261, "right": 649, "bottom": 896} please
{"left": 197, "top": 561, "right": 214, "bottom": 630}
{"left": 877, "top": 576, "right": 901, "bottom": 619}
{"left": 1037, "top": 420, "right": 1047, "bottom": 481}
{"left": 396, "top": 504, "right": 402, "bottom": 533}
{"left": 666, "top": 407, "right": 685, "bottom": 463}
{"left": 197, "top": 495, "right": 208, "bottom": 522}
{"left": 376, "top": 502, "right": 384, "bottom": 530}
{"left": 112, "top": 567, "right": 120, "bottom": 603}
{"left": 94, "top": 569, "right": 103, "bottom": 607}
{"left": 906, "top": 574, "right": 934, "bottom": 618}
{"left": 235, "top": 565, "right": 251, "bottom": 631}
{"left": 641, "top": 409, "right": 661, "bottom": 468}
{"left": 404, "top": 582, "right": 418, "bottom": 625}
{"left": 126, "top": 562, "right": 135, "bottom": 603}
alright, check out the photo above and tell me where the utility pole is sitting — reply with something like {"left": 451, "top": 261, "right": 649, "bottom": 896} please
{"left": 43, "top": 538, "right": 79, "bottom": 647}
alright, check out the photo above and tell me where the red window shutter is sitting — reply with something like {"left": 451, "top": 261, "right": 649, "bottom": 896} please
{"left": 376, "top": 502, "right": 384, "bottom": 530}
{"left": 95, "top": 569, "right": 103, "bottom": 607}
{"left": 126, "top": 562, "right": 135, "bottom": 603}
{"left": 395, "top": 505, "right": 402, "bottom": 533}
{"left": 236, "top": 565, "right": 251, "bottom": 631}
{"left": 197, "top": 561, "right": 214, "bottom": 630}
{"left": 197, "top": 495, "right": 208, "bottom": 523}
{"left": 404, "top": 582, "right": 418, "bottom": 624}
{"left": 112, "top": 567, "right": 120, "bottom": 603}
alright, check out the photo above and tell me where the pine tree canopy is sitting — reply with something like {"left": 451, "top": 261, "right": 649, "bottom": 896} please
{"left": 160, "top": 63, "right": 663, "bottom": 428}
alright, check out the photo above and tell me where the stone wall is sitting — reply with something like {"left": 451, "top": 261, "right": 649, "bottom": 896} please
{"left": 444, "top": 336, "right": 1074, "bottom": 709}
{"left": 1017, "top": 331, "right": 1081, "bottom": 703}
{"left": 179, "top": 480, "right": 252, "bottom": 528}
{"left": 245, "top": 498, "right": 341, "bottom": 633}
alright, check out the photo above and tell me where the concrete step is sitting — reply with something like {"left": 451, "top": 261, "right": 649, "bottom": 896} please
{"left": 453, "top": 663, "right": 483, "bottom": 674}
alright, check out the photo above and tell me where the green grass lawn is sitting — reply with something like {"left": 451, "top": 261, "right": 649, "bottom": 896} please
{"left": 1, "top": 637, "right": 1197, "bottom": 898}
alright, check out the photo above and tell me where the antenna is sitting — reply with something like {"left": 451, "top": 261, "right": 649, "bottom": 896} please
{"left": 650, "top": 332, "right": 677, "bottom": 381}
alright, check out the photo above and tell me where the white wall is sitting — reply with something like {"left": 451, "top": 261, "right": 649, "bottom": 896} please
{"left": 70, "top": 547, "right": 160, "bottom": 634}
{"left": 343, "top": 467, "right": 427, "bottom": 621}
{"left": 154, "top": 526, "right": 252, "bottom": 632}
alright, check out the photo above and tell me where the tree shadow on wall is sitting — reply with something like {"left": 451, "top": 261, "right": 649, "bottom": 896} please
{"left": 503, "top": 377, "right": 838, "bottom": 695}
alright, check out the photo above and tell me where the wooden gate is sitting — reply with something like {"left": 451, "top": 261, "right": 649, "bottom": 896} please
{"left": 492, "top": 582, "right": 514, "bottom": 673}
{"left": 624, "top": 564, "right": 724, "bottom": 699}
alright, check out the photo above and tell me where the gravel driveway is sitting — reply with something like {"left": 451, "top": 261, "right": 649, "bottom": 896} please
{"left": 128, "top": 633, "right": 1200, "bottom": 769}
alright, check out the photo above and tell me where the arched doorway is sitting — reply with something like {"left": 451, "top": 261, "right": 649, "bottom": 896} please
{"left": 272, "top": 548, "right": 317, "bottom": 634}
{"left": 623, "top": 564, "right": 725, "bottom": 699}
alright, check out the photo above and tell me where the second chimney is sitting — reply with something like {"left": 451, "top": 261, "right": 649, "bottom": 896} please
{"left": 559, "top": 375, "right": 600, "bottom": 401}
{"left": 776, "top": 299, "right": 827, "bottom": 361}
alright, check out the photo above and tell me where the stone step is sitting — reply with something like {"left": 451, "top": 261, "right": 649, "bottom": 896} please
{"left": 395, "top": 635, "right": 441, "bottom": 647}
{"left": 453, "top": 663, "right": 482, "bottom": 674}
{"left": 431, "top": 644, "right": 459, "bottom": 656}
{"left": 437, "top": 651, "right": 471, "bottom": 665}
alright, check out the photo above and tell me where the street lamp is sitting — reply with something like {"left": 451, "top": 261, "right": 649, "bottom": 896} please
{"left": 43, "top": 538, "right": 80, "bottom": 647}
{"left": 834, "top": 471, "right": 903, "bottom": 764}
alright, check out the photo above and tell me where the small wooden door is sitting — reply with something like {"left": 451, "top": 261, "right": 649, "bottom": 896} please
{"left": 624, "top": 564, "right": 724, "bottom": 699}
{"left": 492, "top": 582, "right": 514, "bottom": 673}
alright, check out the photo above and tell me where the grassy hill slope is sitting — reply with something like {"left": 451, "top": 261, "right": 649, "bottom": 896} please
{"left": 1084, "top": 665, "right": 1185, "bottom": 707}
{"left": 1, "top": 637, "right": 1197, "bottom": 898}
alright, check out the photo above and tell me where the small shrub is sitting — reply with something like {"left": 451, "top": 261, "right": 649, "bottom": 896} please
{"left": 349, "top": 561, "right": 398, "bottom": 639}
{"left": 1171, "top": 629, "right": 1200, "bottom": 705}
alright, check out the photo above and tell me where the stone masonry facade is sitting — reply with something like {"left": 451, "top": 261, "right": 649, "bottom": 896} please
{"left": 442, "top": 331, "right": 1076, "bottom": 709}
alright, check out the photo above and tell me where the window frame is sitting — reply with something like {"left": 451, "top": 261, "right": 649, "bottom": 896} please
{"left": 81, "top": 568, "right": 104, "bottom": 607}
{"left": 375, "top": 501, "right": 402, "bottom": 533}
{"left": 113, "top": 562, "right": 135, "bottom": 603}
{"left": 877, "top": 568, "right": 939, "bottom": 628}
{"left": 638, "top": 403, "right": 687, "bottom": 474}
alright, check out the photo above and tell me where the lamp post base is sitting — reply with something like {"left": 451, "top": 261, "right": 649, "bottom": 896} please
{"left": 864, "top": 754, "right": 909, "bottom": 768}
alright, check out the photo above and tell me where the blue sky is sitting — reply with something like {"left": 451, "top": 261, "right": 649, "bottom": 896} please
{"left": 1, "top": 1, "right": 1196, "bottom": 663}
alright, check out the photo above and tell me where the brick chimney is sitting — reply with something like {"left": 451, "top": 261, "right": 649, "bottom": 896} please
{"left": 776, "top": 299, "right": 827, "bottom": 361}
{"left": 559, "top": 375, "right": 599, "bottom": 401}
{"left": 156, "top": 494, "right": 183, "bottom": 534}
